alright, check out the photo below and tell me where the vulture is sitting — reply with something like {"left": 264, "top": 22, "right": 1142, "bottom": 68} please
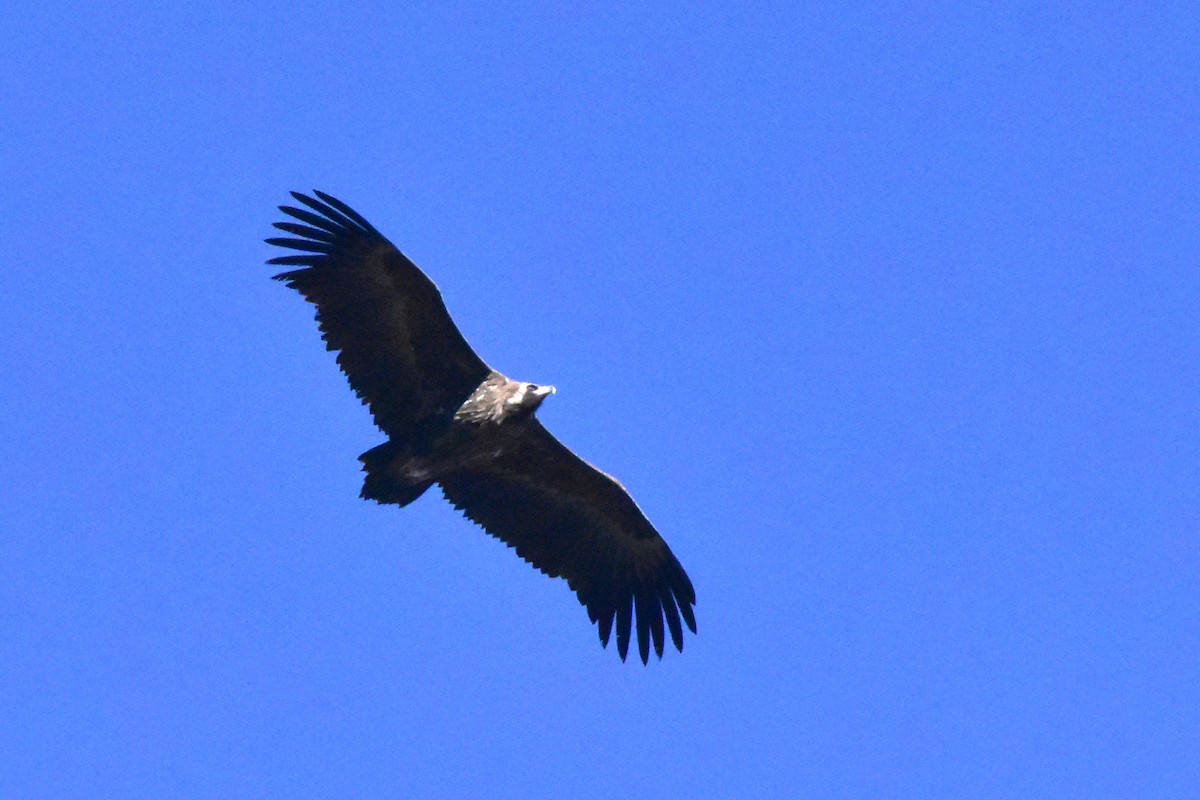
{"left": 267, "top": 191, "right": 696, "bottom": 663}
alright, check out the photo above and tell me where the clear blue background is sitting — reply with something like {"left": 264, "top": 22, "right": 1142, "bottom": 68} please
{"left": 3, "top": 3, "right": 1197, "bottom": 797}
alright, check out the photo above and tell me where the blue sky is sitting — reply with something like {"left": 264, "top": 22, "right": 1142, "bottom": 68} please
{"left": 3, "top": 2, "right": 1198, "bottom": 797}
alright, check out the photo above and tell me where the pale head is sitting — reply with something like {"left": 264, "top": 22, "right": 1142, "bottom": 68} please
{"left": 505, "top": 381, "right": 556, "bottom": 413}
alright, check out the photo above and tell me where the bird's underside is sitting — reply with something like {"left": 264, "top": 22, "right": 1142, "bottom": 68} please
{"left": 267, "top": 190, "right": 696, "bottom": 663}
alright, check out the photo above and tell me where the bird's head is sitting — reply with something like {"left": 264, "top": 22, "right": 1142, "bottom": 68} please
{"left": 507, "top": 382, "right": 556, "bottom": 414}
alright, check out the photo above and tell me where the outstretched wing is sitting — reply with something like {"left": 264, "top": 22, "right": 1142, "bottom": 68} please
{"left": 438, "top": 419, "right": 697, "bottom": 664}
{"left": 268, "top": 191, "right": 491, "bottom": 441}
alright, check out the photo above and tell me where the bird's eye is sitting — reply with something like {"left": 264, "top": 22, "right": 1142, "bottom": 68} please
{"left": 528, "top": 384, "right": 538, "bottom": 392}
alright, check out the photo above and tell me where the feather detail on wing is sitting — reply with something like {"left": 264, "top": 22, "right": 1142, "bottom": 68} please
{"left": 267, "top": 191, "right": 491, "bottom": 441}
{"left": 437, "top": 419, "right": 697, "bottom": 664}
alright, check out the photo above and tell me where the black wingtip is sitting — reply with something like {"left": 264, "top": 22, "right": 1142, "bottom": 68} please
{"left": 267, "top": 191, "right": 392, "bottom": 277}
{"left": 615, "top": 596, "right": 633, "bottom": 662}
{"left": 587, "top": 575, "right": 694, "bottom": 663}
{"left": 635, "top": 592, "right": 652, "bottom": 665}
{"left": 264, "top": 236, "right": 332, "bottom": 254}
{"left": 313, "top": 189, "right": 380, "bottom": 234}
{"left": 679, "top": 596, "right": 697, "bottom": 635}
{"left": 266, "top": 254, "right": 322, "bottom": 267}
{"left": 598, "top": 609, "right": 614, "bottom": 648}
{"left": 661, "top": 587, "right": 685, "bottom": 652}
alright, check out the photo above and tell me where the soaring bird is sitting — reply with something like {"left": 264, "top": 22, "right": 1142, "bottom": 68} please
{"left": 268, "top": 191, "right": 696, "bottom": 663}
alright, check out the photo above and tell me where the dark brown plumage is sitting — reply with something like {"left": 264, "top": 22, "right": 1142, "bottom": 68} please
{"left": 267, "top": 191, "right": 696, "bottom": 663}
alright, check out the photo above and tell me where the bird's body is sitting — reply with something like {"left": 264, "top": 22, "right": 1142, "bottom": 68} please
{"left": 268, "top": 191, "right": 695, "bottom": 663}
{"left": 359, "top": 374, "right": 552, "bottom": 504}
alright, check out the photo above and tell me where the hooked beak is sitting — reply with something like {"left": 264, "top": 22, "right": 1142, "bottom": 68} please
{"left": 534, "top": 385, "right": 557, "bottom": 398}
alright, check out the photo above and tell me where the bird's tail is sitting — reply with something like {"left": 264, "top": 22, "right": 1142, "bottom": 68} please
{"left": 358, "top": 441, "right": 434, "bottom": 507}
